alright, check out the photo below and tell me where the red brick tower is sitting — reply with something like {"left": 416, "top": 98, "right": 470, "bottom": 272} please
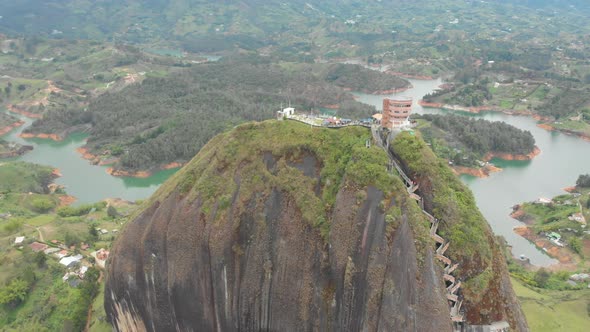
{"left": 382, "top": 97, "right": 413, "bottom": 129}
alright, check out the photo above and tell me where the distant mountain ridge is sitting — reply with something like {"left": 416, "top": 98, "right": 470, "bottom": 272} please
{"left": 1, "top": 0, "right": 589, "bottom": 53}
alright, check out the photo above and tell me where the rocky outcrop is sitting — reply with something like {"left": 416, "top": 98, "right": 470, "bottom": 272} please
{"left": 105, "top": 121, "right": 454, "bottom": 331}
{"left": 513, "top": 226, "right": 578, "bottom": 268}
{"left": 76, "top": 147, "right": 102, "bottom": 164}
{"left": 57, "top": 195, "right": 77, "bottom": 207}
{"left": 452, "top": 164, "right": 502, "bottom": 178}
{"left": 106, "top": 167, "right": 151, "bottom": 178}
{"left": 106, "top": 121, "right": 528, "bottom": 331}
{"left": 482, "top": 146, "right": 541, "bottom": 162}
{"left": 7, "top": 104, "right": 43, "bottom": 118}
{"left": 106, "top": 185, "right": 451, "bottom": 332}
{"left": 19, "top": 132, "right": 62, "bottom": 141}
{"left": 0, "top": 144, "right": 33, "bottom": 158}
{"left": 538, "top": 124, "right": 590, "bottom": 141}
{"left": 0, "top": 120, "right": 25, "bottom": 135}
{"left": 162, "top": 162, "right": 184, "bottom": 169}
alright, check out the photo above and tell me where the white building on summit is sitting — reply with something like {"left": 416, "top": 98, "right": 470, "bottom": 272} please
{"left": 277, "top": 107, "right": 295, "bottom": 120}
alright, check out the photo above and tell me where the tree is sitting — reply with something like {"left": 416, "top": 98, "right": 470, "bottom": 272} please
{"left": 33, "top": 251, "right": 47, "bottom": 268}
{"left": 64, "top": 232, "right": 81, "bottom": 247}
{"left": 29, "top": 197, "right": 56, "bottom": 213}
{"left": 576, "top": 174, "right": 590, "bottom": 188}
{"left": 21, "top": 266, "right": 36, "bottom": 285}
{"left": 0, "top": 278, "right": 30, "bottom": 307}
{"left": 534, "top": 268, "right": 551, "bottom": 288}
{"left": 107, "top": 205, "right": 118, "bottom": 219}
{"left": 88, "top": 223, "right": 99, "bottom": 241}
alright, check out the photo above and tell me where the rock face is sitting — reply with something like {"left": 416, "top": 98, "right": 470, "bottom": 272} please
{"left": 105, "top": 121, "right": 525, "bottom": 331}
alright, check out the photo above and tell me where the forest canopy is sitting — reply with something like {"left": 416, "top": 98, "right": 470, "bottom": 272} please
{"left": 415, "top": 114, "right": 536, "bottom": 156}
{"left": 576, "top": 174, "right": 590, "bottom": 188}
{"left": 27, "top": 61, "right": 383, "bottom": 171}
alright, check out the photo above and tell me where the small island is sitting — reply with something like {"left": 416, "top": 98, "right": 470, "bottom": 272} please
{"left": 413, "top": 114, "right": 539, "bottom": 177}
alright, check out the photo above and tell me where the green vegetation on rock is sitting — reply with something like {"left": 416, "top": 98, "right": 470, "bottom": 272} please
{"left": 151, "top": 120, "right": 401, "bottom": 240}
{"left": 392, "top": 132, "right": 491, "bottom": 258}
{"left": 391, "top": 131, "right": 499, "bottom": 298}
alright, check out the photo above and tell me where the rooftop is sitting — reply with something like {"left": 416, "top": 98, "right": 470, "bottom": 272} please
{"left": 386, "top": 96, "right": 413, "bottom": 102}
{"left": 29, "top": 242, "right": 49, "bottom": 252}
{"left": 14, "top": 236, "right": 25, "bottom": 245}
{"left": 59, "top": 254, "right": 83, "bottom": 267}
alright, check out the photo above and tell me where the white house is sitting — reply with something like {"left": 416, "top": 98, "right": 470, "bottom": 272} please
{"left": 277, "top": 107, "right": 295, "bottom": 120}
{"left": 14, "top": 236, "right": 25, "bottom": 245}
{"left": 78, "top": 265, "right": 89, "bottom": 278}
{"left": 569, "top": 213, "right": 586, "bottom": 224}
{"left": 44, "top": 247, "right": 60, "bottom": 255}
{"left": 536, "top": 197, "right": 553, "bottom": 204}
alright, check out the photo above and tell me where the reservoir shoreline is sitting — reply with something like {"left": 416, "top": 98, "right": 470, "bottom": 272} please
{"left": 354, "top": 78, "right": 590, "bottom": 266}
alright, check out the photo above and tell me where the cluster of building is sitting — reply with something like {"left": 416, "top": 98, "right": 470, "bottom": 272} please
{"left": 568, "top": 212, "right": 587, "bottom": 226}
{"left": 12, "top": 235, "right": 110, "bottom": 287}
{"left": 565, "top": 272, "right": 590, "bottom": 288}
{"left": 534, "top": 195, "right": 587, "bottom": 228}
{"left": 276, "top": 96, "right": 414, "bottom": 130}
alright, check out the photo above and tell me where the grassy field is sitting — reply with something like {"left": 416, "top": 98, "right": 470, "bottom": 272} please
{"left": 0, "top": 78, "right": 48, "bottom": 105}
{"left": 87, "top": 282, "right": 111, "bottom": 332}
{"left": 553, "top": 120, "right": 590, "bottom": 136}
{"left": 0, "top": 161, "right": 54, "bottom": 194}
{"left": 512, "top": 277, "right": 590, "bottom": 332}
